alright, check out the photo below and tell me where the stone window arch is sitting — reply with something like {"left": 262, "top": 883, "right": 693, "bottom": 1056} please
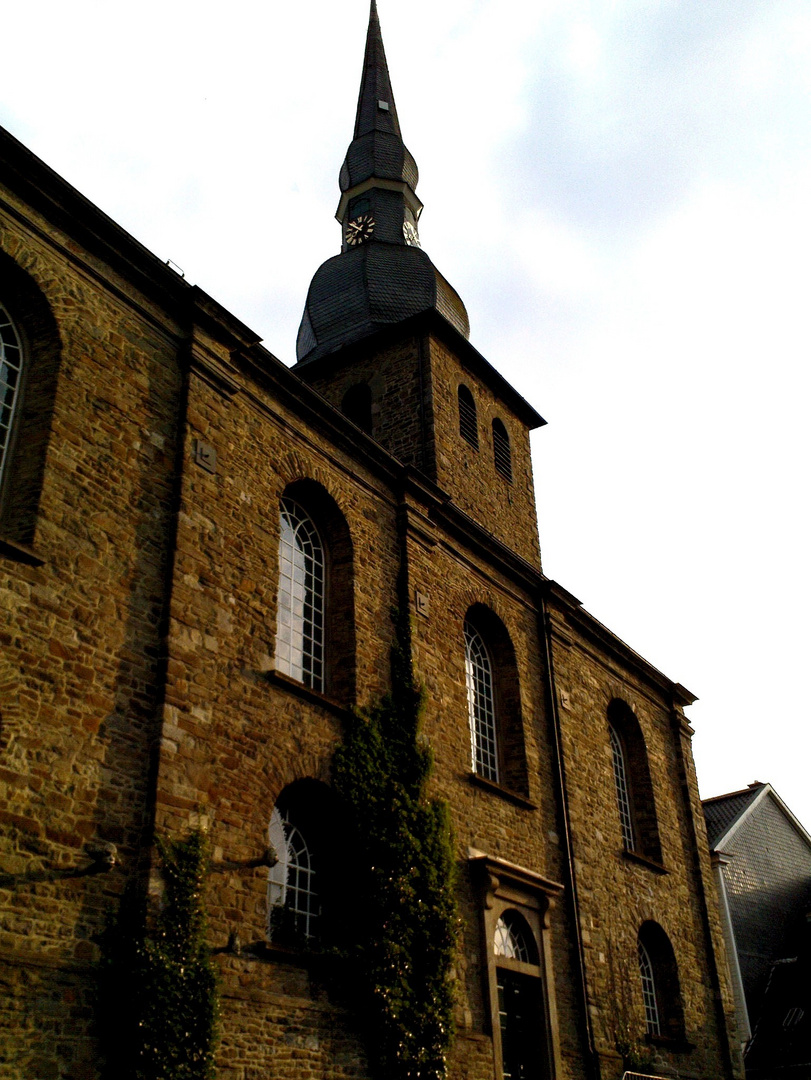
{"left": 458, "top": 383, "right": 479, "bottom": 448}
{"left": 607, "top": 699, "right": 662, "bottom": 864}
{"left": 492, "top": 418, "right": 512, "bottom": 482}
{"left": 275, "top": 480, "right": 355, "bottom": 703}
{"left": 464, "top": 605, "right": 529, "bottom": 796}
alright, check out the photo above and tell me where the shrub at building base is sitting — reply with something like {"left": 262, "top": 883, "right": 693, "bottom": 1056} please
{"left": 332, "top": 606, "right": 458, "bottom": 1080}
{"left": 98, "top": 830, "right": 219, "bottom": 1080}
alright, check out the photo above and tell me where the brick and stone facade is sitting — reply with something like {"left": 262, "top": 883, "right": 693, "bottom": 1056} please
{"left": 1, "top": 8, "right": 743, "bottom": 1078}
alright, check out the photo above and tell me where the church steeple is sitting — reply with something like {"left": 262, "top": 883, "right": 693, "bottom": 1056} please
{"left": 295, "top": 0, "right": 469, "bottom": 365}
{"left": 336, "top": 0, "right": 422, "bottom": 250}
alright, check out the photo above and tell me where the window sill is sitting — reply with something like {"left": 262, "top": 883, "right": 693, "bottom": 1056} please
{"left": 219, "top": 938, "right": 319, "bottom": 967}
{"left": 0, "top": 534, "right": 44, "bottom": 566}
{"left": 645, "top": 1033, "right": 695, "bottom": 1054}
{"left": 263, "top": 668, "right": 352, "bottom": 719}
{"left": 620, "top": 848, "right": 668, "bottom": 874}
{"left": 468, "top": 773, "right": 536, "bottom": 810}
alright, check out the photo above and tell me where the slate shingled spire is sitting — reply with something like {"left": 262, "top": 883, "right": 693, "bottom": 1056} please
{"left": 295, "top": 0, "right": 469, "bottom": 365}
{"left": 353, "top": 0, "right": 401, "bottom": 140}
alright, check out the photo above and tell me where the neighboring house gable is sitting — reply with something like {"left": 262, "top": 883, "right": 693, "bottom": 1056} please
{"left": 704, "top": 783, "right": 811, "bottom": 1076}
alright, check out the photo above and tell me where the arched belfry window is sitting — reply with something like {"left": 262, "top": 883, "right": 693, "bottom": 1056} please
{"left": 465, "top": 620, "right": 499, "bottom": 782}
{"left": 0, "top": 303, "right": 24, "bottom": 489}
{"left": 341, "top": 382, "right": 373, "bottom": 435}
{"left": 607, "top": 700, "right": 662, "bottom": 864}
{"left": 276, "top": 498, "right": 325, "bottom": 691}
{"left": 492, "top": 419, "right": 512, "bottom": 482}
{"left": 458, "top": 384, "right": 479, "bottom": 448}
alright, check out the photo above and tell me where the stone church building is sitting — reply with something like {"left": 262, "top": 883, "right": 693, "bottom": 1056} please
{"left": 0, "top": 4, "right": 743, "bottom": 1078}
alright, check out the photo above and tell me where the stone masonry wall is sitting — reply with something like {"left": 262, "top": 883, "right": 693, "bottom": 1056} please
{"left": 0, "top": 198, "right": 184, "bottom": 1077}
{"left": 428, "top": 334, "right": 542, "bottom": 571}
{"left": 298, "top": 333, "right": 434, "bottom": 475}
{"left": 547, "top": 604, "right": 744, "bottom": 1080}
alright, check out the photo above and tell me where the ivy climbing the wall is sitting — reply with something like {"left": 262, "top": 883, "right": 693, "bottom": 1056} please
{"left": 99, "top": 830, "right": 219, "bottom": 1080}
{"left": 331, "top": 602, "right": 459, "bottom": 1080}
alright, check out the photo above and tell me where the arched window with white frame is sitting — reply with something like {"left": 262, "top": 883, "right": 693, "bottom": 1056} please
{"left": 0, "top": 254, "right": 63, "bottom": 545}
{"left": 465, "top": 619, "right": 499, "bottom": 783}
{"left": 638, "top": 937, "right": 661, "bottom": 1035}
{"left": 273, "top": 481, "right": 356, "bottom": 704}
{"left": 637, "top": 921, "right": 686, "bottom": 1043}
{"left": 607, "top": 700, "right": 662, "bottom": 864}
{"left": 276, "top": 497, "right": 325, "bottom": 691}
{"left": 610, "top": 723, "right": 635, "bottom": 852}
{"left": 0, "top": 303, "right": 24, "bottom": 491}
{"left": 267, "top": 807, "right": 320, "bottom": 942}
{"left": 463, "top": 606, "right": 530, "bottom": 797}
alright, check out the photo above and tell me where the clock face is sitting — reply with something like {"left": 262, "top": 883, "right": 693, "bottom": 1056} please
{"left": 345, "top": 213, "right": 375, "bottom": 246}
{"left": 403, "top": 220, "right": 421, "bottom": 248}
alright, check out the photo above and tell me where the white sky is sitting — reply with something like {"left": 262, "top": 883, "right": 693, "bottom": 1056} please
{"left": 3, "top": 1, "right": 811, "bottom": 826}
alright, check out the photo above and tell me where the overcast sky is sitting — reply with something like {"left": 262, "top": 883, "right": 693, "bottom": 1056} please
{"left": 4, "top": 1, "right": 810, "bottom": 827}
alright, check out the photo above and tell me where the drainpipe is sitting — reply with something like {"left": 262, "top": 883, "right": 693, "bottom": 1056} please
{"left": 539, "top": 591, "right": 600, "bottom": 1079}
{"left": 711, "top": 851, "right": 751, "bottom": 1053}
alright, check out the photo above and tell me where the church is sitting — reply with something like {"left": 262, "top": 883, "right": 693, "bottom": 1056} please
{"left": 0, "top": 3, "right": 743, "bottom": 1078}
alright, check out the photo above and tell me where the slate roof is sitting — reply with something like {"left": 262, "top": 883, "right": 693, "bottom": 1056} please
{"left": 296, "top": 244, "right": 469, "bottom": 363}
{"left": 703, "top": 783, "right": 765, "bottom": 848}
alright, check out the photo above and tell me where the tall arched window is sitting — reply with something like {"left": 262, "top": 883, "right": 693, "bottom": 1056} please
{"left": 607, "top": 700, "right": 662, "bottom": 864}
{"left": 268, "top": 808, "right": 320, "bottom": 942}
{"left": 267, "top": 781, "right": 345, "bottom": 948}
{"left": 276, "top": 498, "right": 325, "bottom": 691}
{"left": 463, "top": 606, "right": 529, "bottom": 796}
{"left": 0, "top": 255, "right": 63, "bottom": 545}
{"left": 638, "top": 937, "right": 661, "bottom": 1035}
{"left": 610, "top": 724, "right": 635, "bottom": 851}
{"left": 465, "top": 620, "right": 499, "bottom": 783}
{"left": 0, "top": 304, "right": 24, "bottom": 491}
{"left": 637, "top": 922, "right": 686, "bottom": 1042}
{"left": 492, "top": 418, "right": 512, "bottom": 482}
{"left": 458, "top": 384, "right": 479, "bottom": 448}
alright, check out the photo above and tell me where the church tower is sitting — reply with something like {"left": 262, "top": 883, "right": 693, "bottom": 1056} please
{"left": 295, "top": 0, "right": 545, "bottom": 568}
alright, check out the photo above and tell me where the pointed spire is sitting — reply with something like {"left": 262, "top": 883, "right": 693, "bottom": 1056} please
{"left": 338, "top": 0, "right": 418, "bottom": 205}
{"left": 353, "top": 0, "right": 401, "bottom": 140}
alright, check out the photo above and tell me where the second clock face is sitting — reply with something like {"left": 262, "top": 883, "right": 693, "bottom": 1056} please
{"left": 345, "top": 213, "right": 375, "bottom": 246}
{"left": 403, "top": 220, "right": 421, "bottom": 248}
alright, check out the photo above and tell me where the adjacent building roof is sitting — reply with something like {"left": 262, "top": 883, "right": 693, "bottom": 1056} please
{"left": 703, "top": 783, "right": 765, "bottom": 848}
